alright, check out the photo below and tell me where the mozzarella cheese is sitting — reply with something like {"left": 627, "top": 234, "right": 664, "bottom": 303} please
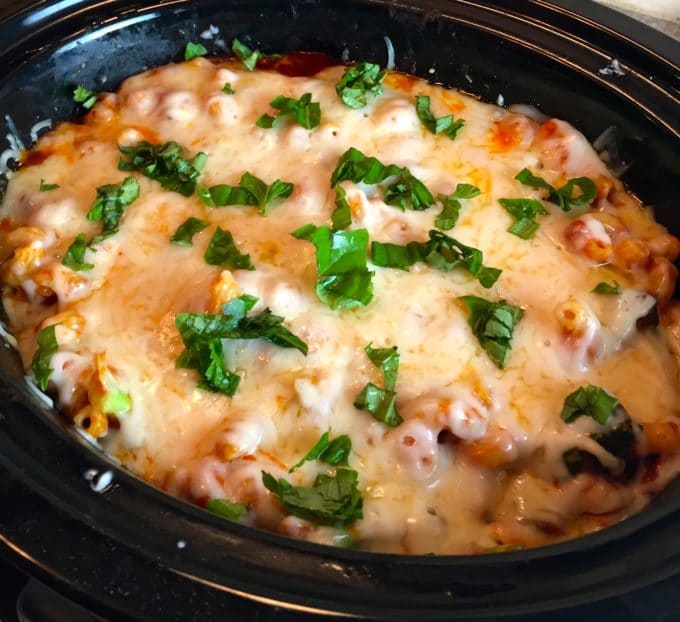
{"left": 1, "top": 56, "right": 680, "bottom": 554}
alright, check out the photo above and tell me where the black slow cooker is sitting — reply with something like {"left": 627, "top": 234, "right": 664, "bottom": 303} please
{"left": 0, "top": 1, "right": 679, "bottom": 619}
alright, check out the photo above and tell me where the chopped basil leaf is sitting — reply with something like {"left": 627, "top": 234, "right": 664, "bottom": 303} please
{"left": 62, "top": 234, "right": 94, "bottom": 271}
{"left": 330, "top": 147, "right": 403, "bottom": 187}
{"left": 354, "top": 384, "right": 400, "bottom": 426}
{"left": 354, "top": 344, "right": 402, "bottom": 427}
{"left": 289, "top": 430, "right": 352, "bottom": 472}
{"left": 435, "top": 183, "right": 481, "bottom": 230}
{"left": 498, "top": 198, "right": 548, "bottom": 239}
{"left": 176, "top": 294, "right": 308, "bottom": 354}
{"left": 292, "top": 224, "right": 373, "bottom": 309}
{"left": 415, "top": 95, "right": 465, "bottom": 139}
{"left": 87, "top": 176, "right": 140, "bottom": 245}
{"left": 176, "top": 294, "right": 307, "bottom": 395}
{"left": 118, "top": 141, "right": 206, "bottom": 196}
{"left": 434, "top": 199, "right": 460, "bottom": 230}
{"left": 239, "top": 172, "right": 294, "bottom": 215}
{"left": 204, "top": 227, "right": 254, "bottom": 270}
{"left": 561, "top": 385, "right": 618, "bottom": 425}
{"left": 364, "top": 344, "right": 399, "bottom": 390}
{"left": 170, "top": 217, "right": 209, "bottom": 246}
{"left": 198, "top": 183, "right": 258, "bottom": 208}
{"left": 330, "top": 148, "right": 434, "bottom": 212}
{"left": 562, "top": 405, "right": 638, "bottom": 479}
{"left": 449, "top": 183, "right": 482, "bottom": 200}
{"left": 262, "top": 468, "right": 363, "bottom": 526}
{"left": 371, "top": 230, "right": 501, "bottom": 288}
{"left": 184, "top": 41, "right": 208, "bottom": 60}
{"left": 591, "top": 281, "right": 621, "bottom": 295}
{"left": 335, "top": 62, "right": 386, "bottom": 109}
{"left": 39, "top": 179, "right": 59, "bottom": 192}
{"left": 515, "top": 168, "right": 596, "bottom": 212}
{"left": 73, "top": 84, "right": 97, "bottom": 109}
{"left": 256, "top": 93, "right": 321, "bottom": 130}
{"left": 232, "top": 38, "right": 261, "bottom": 71}
{"left": 370, "top": 242, "right": 414, "bottom": 271}
{"left": 92, "top": 373, "right": 132, "bottom": 416}
{"left": 206, "top": 498, "right": 248, "bottom": 521}
{"left": 290, "top": 430, "right": 330, "bottom": 472}
{"left": 31, "top": 324, "right": 58, "bottom": 391}
{"left": 177, "top": 338, "right": 241, "bottom": 395}
{"left": 459, "top": 296, "right": 524, "bottom": 368}
{"left": 384, "top": 169, "right": 435, "bottom": 211}
{"left": 322, "top": 436, "right": 352, "bottom": 467}
{"left": 222, "top": 83, "right": 235, "bottom": 94}
{"left": 103, "top": 389, "right": 131, "bottom": 415}
{"left": 331, "top": 186, "right": 352, "bottom": 231}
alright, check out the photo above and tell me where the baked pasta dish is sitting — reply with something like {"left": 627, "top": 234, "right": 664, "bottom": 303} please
{"left": 2, "top": 42, "right": 680, "bottom": 554}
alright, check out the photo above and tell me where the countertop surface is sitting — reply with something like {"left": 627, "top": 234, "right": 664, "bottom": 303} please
{"left": 595, "top": 0, "right": 679, "bottom": 39}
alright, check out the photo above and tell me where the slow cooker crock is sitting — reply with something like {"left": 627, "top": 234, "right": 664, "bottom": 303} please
{"left": 0, "top": 0, "right": 679, "bottom": 619}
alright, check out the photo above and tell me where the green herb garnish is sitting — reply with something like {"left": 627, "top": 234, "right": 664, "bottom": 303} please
{"left": 330, "top": 147, "right": 403, "bottom": 187}
{"left": 175, "top": 294, "right": 307, "bottom": 396}
{"left": 204, "top": 227, "right": 254, "bottom": 270}
{"left": 86, "top": 176, "right": 140, "bottom": 245}
{"left": 498, "top": 198, "right": 549, "bottom": 239}
{"left": 232, "top": 38, "right": 261, "bottom": 71}
{"left": 515, "top": 168, "right": 596, "bottom": 212}
{"left": 239, "top": 172, "right": 294, "bottom": 215}
{"left": 292, "top": 224, "right": 373, "bottom": 309}
{"left": 435, "top": 183, "right": 481, "bottom": 230}
{"left": 198, "top": 183, "right": 258, "bottom": 208}
{"left": 206, "top": 498, "right": 249, "bottom": 521}
{"left": 371, "top": 230, "right": 501, "bottom": 288}
{"left": 383, "top": 169, "right": 435, "bottom": 211}
{"left": 184, "top": 42, "right": 208, "bottom": 61}
{"left": 415, "top": 95, "right": 465, "bottom": 139}
{"left": 331, "top": 186, "right": 352, "bottom": 231}
{"left": 561, "top": 385, "right": 618, "bottom": 425}
{"left": 98, "top": 385, "right": 131, "bottom": 416}
{"left": 62, "top": 234, "right": 94, "bottom": 271}
{"left": 330, "top": 147, "right": 434, "bottom": 211}
{"left": 591, "top": 281, "right": 621, "bottom": 295}
{"left": 262, "top": 468, "right": 363, "bottom": 526}
{"left": 354, "top": 343, "right": 402, "bottom": 427}
{"left": 39, "top": 179, "right": 59, "bottom": 192}
{"left": 176, "top": 338, "right": 240, "bottom": 396}
{"left": 73, "top": 84, "right": 98, "bottom": 109}
{"left": 335, "top": 62, "right": 386, "bottom": 108}
{"left": 289, "top": 430, "right": 352, "bottom": 472}
{"left": 198, "top": 173, "right": 293, "bottom": 214}
{"left": 31, "top": 324, "right": 59, "bottom": 391}
{"left": 222, "top": 83, "right": 235, "bottom": 94}
{"left": 170, "top": 217, "right": 209, "bottom": 246}
{"left": 459, "top": 296, "right": 524, "bottom": 368}
{"left": 118, "top": 141, "right": 206, "bottom": 197}
{"left": 256, "top": 93, "right": 321, "bottom": 130}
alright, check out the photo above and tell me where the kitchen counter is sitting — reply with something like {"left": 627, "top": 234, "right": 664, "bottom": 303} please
{"left": 595, "top": 0, "right": 679, "bottom": 40}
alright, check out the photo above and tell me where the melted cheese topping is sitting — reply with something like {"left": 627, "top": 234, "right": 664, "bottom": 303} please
{"left": 2, "top": 57, "right": 680, "bottom": 554}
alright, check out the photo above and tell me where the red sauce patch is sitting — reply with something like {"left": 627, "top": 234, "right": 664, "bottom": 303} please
{"left": 490, "top": 119, "right": 520, "bottom": 152}
{"left": 259, "top": 52, "right": 339, "bottom": 77}
{"left": 0, "top": 217, "right": 15, "bottom": 231}
{"left": 538, "top": 118, "right": 560, "bottom": 139}
{"left": 17, "top": 148, "right": 51, "bottom": 169}
{"left": 642, "top": 454, "right": 661, "bottom": 483}
{"left": 384, "top": 72, "right": 419, "bottom": 94}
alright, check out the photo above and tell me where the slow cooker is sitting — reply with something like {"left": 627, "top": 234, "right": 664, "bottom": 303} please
{"left": 0, "top": 0, "right": 678, "bottom": 619}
